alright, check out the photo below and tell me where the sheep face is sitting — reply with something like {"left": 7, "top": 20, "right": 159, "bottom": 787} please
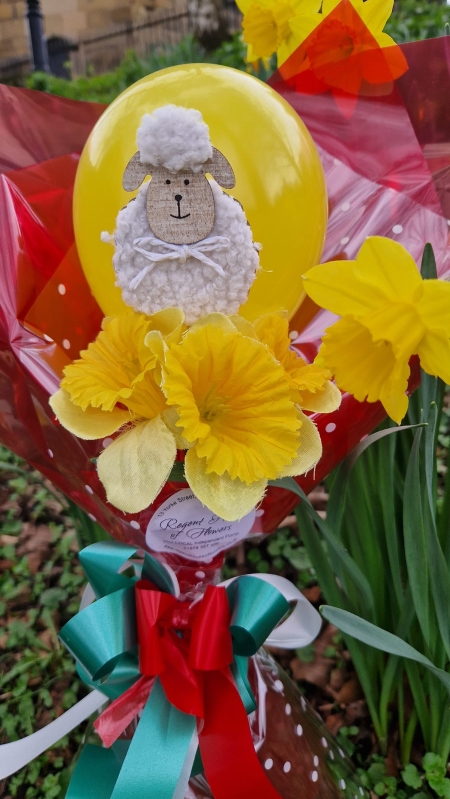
{"left": 146, "top": 167, "right": 215, "bottom": 245}
{"left": 122, "top": 147, "right": 236, "bottom": 246}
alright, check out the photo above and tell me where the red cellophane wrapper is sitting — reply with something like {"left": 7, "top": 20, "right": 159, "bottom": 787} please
{"left": 1, "top": 36, "right": 450, "bottom": 799}
{"left": 2, "top": 39, "right": 449, "bottom": 569}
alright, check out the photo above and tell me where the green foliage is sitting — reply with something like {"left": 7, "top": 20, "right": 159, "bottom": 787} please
{"left": 25, "top": 35, "right": 269, "bottom": 104}
{"left": 385, "top": 0, "right": 450, "bottom": 43}
{"left": 355, "top": 752, "right": 450, "bottom": 798}
{"left": 275, "top": 248, "right": 450, "bottom": 764}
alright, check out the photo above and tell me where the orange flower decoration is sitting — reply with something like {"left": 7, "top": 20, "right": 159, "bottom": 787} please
{"left": 280, "top": 0, "right": 408, "bottom": 106}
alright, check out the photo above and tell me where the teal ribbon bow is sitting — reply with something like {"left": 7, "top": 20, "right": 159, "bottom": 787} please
{"left": 60, "top": 541, "right": 291, "bottom": 799}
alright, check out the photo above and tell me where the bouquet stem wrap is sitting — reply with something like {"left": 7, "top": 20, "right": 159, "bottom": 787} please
{"left": 2, "top": 540, "right": 322, "bottom": 799}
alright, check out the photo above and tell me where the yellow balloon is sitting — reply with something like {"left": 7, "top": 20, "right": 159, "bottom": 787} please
{"left": 74, "top": 64, "right": 327, "bottom": 321}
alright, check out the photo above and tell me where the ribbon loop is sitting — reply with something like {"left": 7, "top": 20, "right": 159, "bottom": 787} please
{"left": 227, "top": 576, "right": 290, "bottom": 656}
{"left": 60, "top": 585, "right": 137, "bottom": 681}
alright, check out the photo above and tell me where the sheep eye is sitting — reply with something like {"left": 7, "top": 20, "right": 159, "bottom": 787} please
{"left": 184, "top": 179, "right": 190, "bottom": 186}
{"left": 165, "top": 179, "right": 171, "bottom": 185}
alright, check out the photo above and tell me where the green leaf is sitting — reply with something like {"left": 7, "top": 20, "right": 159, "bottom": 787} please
{"left": 401, "top": 765, "right": 422, "bottom": 789}
{"left": 423, "top": 753, "right": 446, "bottom": 780}
{"left": 420, "top": 243, "right": 438, "bottom": 280}
{"left": 403, "top": 430, "right": 432, "bottom": 649}
{"left": 428, "top": 780, "right": 450, "bottom": 798}
{"left": 320, "top": 606, "right": 450, "bottom": 696}
{"left": 274, "top": 477, "right": 375, "bottom": 615}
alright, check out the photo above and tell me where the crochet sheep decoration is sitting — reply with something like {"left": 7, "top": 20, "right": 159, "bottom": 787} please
{"left": 104, "top": 105, "right": 260, "bottom": 324}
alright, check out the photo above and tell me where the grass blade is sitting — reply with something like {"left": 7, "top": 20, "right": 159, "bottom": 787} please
{"left": 403, "top": 430, "right": 432, "bottom": 650}
{"left": 273, "top": 477, "right": 375, "bottom": 615}
{"left": 321, "top": 606, "right": 450, "bottom": 695}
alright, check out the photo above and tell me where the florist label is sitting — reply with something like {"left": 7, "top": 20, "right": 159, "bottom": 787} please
{"left": 146, "top": 488, "right": 256, "bottom": 561}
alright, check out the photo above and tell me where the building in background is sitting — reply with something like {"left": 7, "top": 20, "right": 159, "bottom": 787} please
{"left": 0, "top": 0, "right": 188, "bottom": 81}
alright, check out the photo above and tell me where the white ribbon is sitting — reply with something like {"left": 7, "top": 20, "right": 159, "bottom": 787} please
{"left": 130, "top": 235, "right": 230, "bottom": 288}
{"left": 0, "top": 572, "right": 321, "bottom": 779}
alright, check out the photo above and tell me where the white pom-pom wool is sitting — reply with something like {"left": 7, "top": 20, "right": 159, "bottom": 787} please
{"left": 137, "top": 105, "right": 212, "bottom": 173}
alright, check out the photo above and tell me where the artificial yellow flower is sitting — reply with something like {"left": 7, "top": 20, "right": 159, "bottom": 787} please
{"left": 252, "top": 311, "right": 342, "bottom": 412}
{"left": 302, "top": 237, "right": 450, "bottom": 424}
{"left": 50, "top": 308, "right": 185, "bottom": 514}
{"left": 237, "top": 0, "right": 318, "bottom": 64}
{"left": 162, "top": 313, "right": 323, "bottom": 520}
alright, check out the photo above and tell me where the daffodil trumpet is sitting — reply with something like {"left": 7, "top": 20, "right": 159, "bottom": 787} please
{"left": 302, "top": 238, "right": 450, "bottom": 425}
{"left": 50, "top": 309, "right": 341, "bottom": 521}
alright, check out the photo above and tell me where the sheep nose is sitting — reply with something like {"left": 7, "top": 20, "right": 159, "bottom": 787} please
{"left": 175, "top": 194, "right": 182, "bottom": 202}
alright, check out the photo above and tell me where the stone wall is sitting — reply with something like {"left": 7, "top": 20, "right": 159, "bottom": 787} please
{"left": 0, "top": 0, "right": 161, "bottom": 65}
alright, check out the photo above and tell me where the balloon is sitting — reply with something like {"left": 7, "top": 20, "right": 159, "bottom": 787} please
{"left": 73, "top": 63, "right": 327, "bottom": 322}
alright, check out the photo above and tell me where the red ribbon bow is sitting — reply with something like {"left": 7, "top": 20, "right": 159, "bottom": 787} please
{"left": 94, "top": 580, "right": 283, "bottom": 799}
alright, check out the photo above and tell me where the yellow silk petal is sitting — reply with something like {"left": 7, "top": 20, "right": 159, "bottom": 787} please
{"left": 318, "top": 316, "right": 410, "bottom": 422}
{"left": 185, "top": 449, "right": 267, "bottom": 521}
{"left": 188, "top": 313, "right": 237, "bottom": 335}
{"left": 61, "top": 311, "right": 167, "bottom": 418}
{"left": 417, "top": 332, "right": 450, "bottom": 386}
{"left": 147, "top": 307, "right": 185, "bottom": 341}
{"left": 278, "top": 411, "right": 322, "bottom": 476}
{"left": 163, "top": 325, "right": 301, "bottom": 483}
{"left": 49, "top": 389, "right": 130, "bottom": 440}
{"left": 161, "top": 406, "right": 193, "bottom": 450}
{"left": 97, "top": 417, "right": 176, "bottom": 513}
{"left": 301, "top": 380, "right": 342, "bottom": 413}
{"left": 228, "top": 315, "right": 259, "bottom": 339}
{"left": 419, "top": 281, "right": 450, "bottom": 333}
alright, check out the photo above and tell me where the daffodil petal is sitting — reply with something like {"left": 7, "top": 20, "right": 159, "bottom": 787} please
{"left": 302, "top": 260, "right": 384, "bottom": 317}
{"left": 359, "top": 0, "right": 393, "bottom": 35}
{"left": 354, "top": 237, "right": 423, "bottom": 304}
{"left": 188, "top": 313, "right": 237, "bottom": 335}
{"left": 49, "top": 389, "right": 129, "bottom": 440}
{"left": 419, "top": 281, "right": 450, "bottom": 332}
{"left": 228, "top": 315, "right": 259, "bottom": 339}
{"left": 278, "top": 411, "right": 322, "bottom": 476}
{"left": 289, "top": 14, "right": 323, "bottom": 42}
{"left": 363, "top": 303, "right": 423, "bottom": 359}
{"left": 97, "top": 418, "right": 176, "bottom": 513}
{"left": 185, "top": 449, "right": 267, "bottom": 521}
{"left": 148, "top": 307, "right": 185, "bottom": 340}
{"left": 161, "top": 406, "right": 193, "bottom": 450}
{"left": 318, "top": 316, "right": 410, "bottom": 416}
{"left": 377, "top": 355, "right": 411, "bottom": 424}
{"left": 417, "top": 332, "right": 450, "bottom": 385}
{"left": 301, "top": 380, "right": 342, "bottom": 413}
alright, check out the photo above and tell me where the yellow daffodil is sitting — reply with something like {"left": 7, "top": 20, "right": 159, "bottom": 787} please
{"left": 288, "top": 0, "right": 397, "bottom": 55}
{"left": 252, "top": 311, "right": 342, "bottom": 412}
{"left": 50, "top": 308, "right": 185, "bottom": 514}
{"left": 279, "top": 0, "right": 407, "bottom": 99}
{"left": 162, "top": 313, "right": 324, "bottom": 520}
{"left": 50, "top": 309, "right": 333, "bottom": 521}
{"left": 236, "top": 0, "right": 318, "bottom": 64}
{"left": 302, "top": 237, "right": 450, "bottom": 424}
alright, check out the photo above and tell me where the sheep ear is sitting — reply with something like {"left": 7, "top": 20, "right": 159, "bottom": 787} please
{"left": 205, "top": 147, "right": 235, "bottom": 189}
{"left": 122, "top": 152, "right": 150, "bottom": 191}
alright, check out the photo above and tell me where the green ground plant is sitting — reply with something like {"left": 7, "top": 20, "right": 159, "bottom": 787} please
{"left": 25, "top": 35, "right": 274, "bottom": 104}
{"left": 385, "top": 0, "right": 450, "bottom": 43}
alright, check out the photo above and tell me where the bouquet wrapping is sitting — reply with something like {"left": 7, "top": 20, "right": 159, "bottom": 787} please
{"left": 1, "top": 33, "right": 450, "bottom": 799}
